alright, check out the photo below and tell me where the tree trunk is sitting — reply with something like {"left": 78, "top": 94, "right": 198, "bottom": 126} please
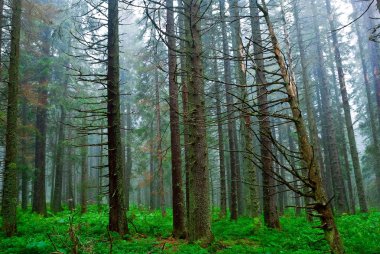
{"left": 97, "top": 129, "right": 104, "bottom": 210}
{"left": 310, "top": 0, "right": 348, "bottom": 214}
{"left": 0, "top": 0, "right": 4, "bottom": 77}
{"left": 218, "top": 0, "right": 240, "bottom": 221}
{"left": 80, "top": 117, "right": 88, "bottom": 214}
{"left": 21, "top": 87, "right": 30, "bottom": 211}
{"left": 67, "top": 137, "right": 75, "bottom": 211}
{"left": 184, "top": 0, "right": 212, "bottom": 243}
{"left": 177, "top": 0, "right": 191, "bottom": 222}
{"left": 353, "top": 12, "right": 380, "bottom": 204}
{"left": 166, "top": 0, "right": 186, "bottom": 237}
{"left": 259, "top": 2, "right": 345, "bottom": 252}
{"left": 292, "top": 0, "right": 323, "bottom": 221}
{"left": 250, "top": 0, "right": 280, "bottom": 229}
{"left": 328, "top": 52, "right": 355, "bottom": 214}
{"left": 228, "top": 0, "right": 251, "bottom": 216}
{"left": 149, "top": 121, "right": 155, "bottom": 210}
{"left": 213, "top": 49, "right": 227, "bottom": 218}
{"left": 154, "top": 48, "right": 166, "bottom": 217}
{"left": 1, "top": 0, "right": 22, "bottom": 236}
{"left": 32, "top": 72, "right": 48, "bottom": 216}
{"left": 125, "top": 102, "right": 132, "bottom": 211}
{"left": 107, "top": 0, "right": 128, "bottom": 235}
{"left": 51, "top": 106, "right": 66, "bottom": 213}
{"left": 325, "top": 0, "right": 368, "bottom": 213}
{"left": 287, "top": 125, "right": 301, "bottom": 216}
{"left": 365, "top": 8, "right": 380, "bottom": 204}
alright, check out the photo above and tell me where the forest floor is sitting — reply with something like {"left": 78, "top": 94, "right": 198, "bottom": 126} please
{"left": 0, "top": 206, "right": 379, "bottom": 254}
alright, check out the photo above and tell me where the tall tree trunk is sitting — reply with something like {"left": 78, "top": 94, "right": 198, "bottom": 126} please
{"left": 52, "top": 74, "right": 69, "bottom": 213}
{"left": 365, "top": 11, "right": 380, "bottom": 129}
{"left": 250, "top": 0, "right": 280, "bottom": 229}
{"left": 107, "top": 0, "right": 128, "bottom": 235}
{"left": 325, "top": 0, "right": 368, "bottom": 213}
{"left": 51, "top": 105, "right": 66, "bottom": 213}
{"left": 328, "top": 53, "right": 356, "bottom": 214}
{"left": 97, "top": 129, "right": 104, "bottom": 210}
{"left": 149, "top": 121, "right": 155, "bottom": 210}
{"left": 316, "top": 85, "right": 334, "bottom": 207}
{"left": 21, "top": 87, "right": 30, "bottom": 211}
{"left": 66, "top": 135, "right": 75, "bottom": 211}
{"left": 353, "top": 12, "right": 380, "bottom": 204}
{"left": 228, "top": 0, "right": 251, "bottom": 216}
{"left": 184, "top": 0, "right": 212, "bottom": 243}
{"left": 166, "top": 0, "right": 186, "bottom": 237}
{"left": 365, "top": 7, "right": 380, "bottom": 204}
{"left": 218, "top": 0, "right": 240, "bottom": 221}
{"left": 213, "top": 50, "right": 227, "bottom": 218}
{"left": 292, "top": 0, "right": 327, "bottom": 220}
{"left": 310, "top": 0, "right": 348, "bottom": 214}
{"left": 287, "top": 125, "right": 301, "bottom": 216}
{"left": 125, "top": 102, "right": 132, "bottom": 211}
{"left": 276, "top": 123, "right": 287, "bottom": 215}
{"left": 80, "top": 117, "right": 88, "bottom": 214}
{"left": 0, "top": 0, "right": 4, "bottom": 78}
{"left": 1, "top": 0, "right": 22, "bottom": 237}
{"left": 259, "top": 2, "right": 345, "bottom": 252}
{"left": 154, "top": 49, "right": 166, "bottom": 217}
{"left": 177, "top": 0, "right": 191, "bottom": 222}
{"left": 32, "top": 60, "right": 49, "bottom": 216}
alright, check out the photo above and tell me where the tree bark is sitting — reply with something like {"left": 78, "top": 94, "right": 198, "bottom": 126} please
{"left": 154, "top": 47, "right": 166, "bottom": 217}
{"left": 80, "top": 117, "right": 88, "bottom": 214}
{"left": 97, "top": 129, "right": 104, "bottom": 210}
{"left": 218, "top": 0, "right": 240, "bottom": 221}
{"left": 32, "top": 68, "right": 48, "bottom": 216}
{"left": 177, "top": 0, "right": 191, "bottom": 222}
{"left": 20, "top": 87, "right": 30, "bottom": 211}
{"left": 166, "top": 0, "right": 186, "bottom": 238}
{"left": 66, "top": 139, "right": 75, "bottom": 211}
{"left": 149, "top": 121, "right": 156, "bottom": 210}
{"left": 1, "top": 0, "right": 22, "bottom": 236}
{"left": 0, "top": 0, "right": 4, "bottom": 78}
{"left": 125, "top": 102, "right": 132, "bottom": 210}
{"left": 250, "top": 0, "right": 280, "bottom": 229}
{"left": 259, "top": 2, "right": 345, "bottom": 252}
{"left": 228, "top": 0, "right": 251, "bottom": 216}
{"left": 328, "top": 51, "right": 355, "bottom": 214}
{"left": 287, "top": 125, "right": 301, "bottom": 216}
{"left": 107, "top": 0, "right": 128, "bottom": 235}
{"left": 184, "top": 0, "right": 213, "bottom": 243}
{"left": 212, "top": 49, "right": 227, "bottom": 218}
{"left": 51, "top": 105, "right": 66, "bottom": 213}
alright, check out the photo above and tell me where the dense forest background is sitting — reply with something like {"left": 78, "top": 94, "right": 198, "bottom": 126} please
{"left": 0, "top": 0, "right": 380, "bottom": 253}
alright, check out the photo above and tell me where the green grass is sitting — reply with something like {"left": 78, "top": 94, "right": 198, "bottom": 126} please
{"left": 0, "top": 206, "right": 378, "bottom": 253}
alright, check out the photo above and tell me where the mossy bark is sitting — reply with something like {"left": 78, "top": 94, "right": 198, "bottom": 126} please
{"left": 166, "top": 0, "right": 186, "bottom": 238}
{"left": 185, "top": 0, "right": 213, "bottom": 243}
{"left": 1, "top": 0, "right": 22, "bottom": 237}
{"left": 107, "top": 0, "right": 128, "bottom": 236}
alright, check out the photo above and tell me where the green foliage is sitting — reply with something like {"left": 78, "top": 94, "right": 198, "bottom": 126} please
{"left": 0, "top": 207, "right": 378, "bottom": 253}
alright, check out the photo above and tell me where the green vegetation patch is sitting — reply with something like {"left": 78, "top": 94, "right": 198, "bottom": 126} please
{"left": 0, "top": 207, "right": 378, "bottom": 253}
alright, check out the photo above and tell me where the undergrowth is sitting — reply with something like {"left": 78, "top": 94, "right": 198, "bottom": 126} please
{"left": 0, "top": 206, "right": 378, "bottom": 253}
